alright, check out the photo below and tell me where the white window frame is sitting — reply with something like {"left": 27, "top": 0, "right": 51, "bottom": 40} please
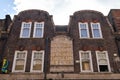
{"left": 79, "top": 51, "right": 93, "bottom": 72}
{"left": 96, "top": 51, "right": 111, "bottom": 72}
{"left": 78, "top": 22, "right": 90, "bottom": 38}
{"left": 30, "top": 50, "right": 44, "bottom": 72}
{"left": 20, "top": 22, "right": 32, "bottom": 38}
{"left": 91, "top": 22, "right": 103, "bottom": 38}
{"left": 33, "top": 22, "right": 44, "bottom": 38}
{"left": 12, "top": 50, "right": 27, "bottom": 72}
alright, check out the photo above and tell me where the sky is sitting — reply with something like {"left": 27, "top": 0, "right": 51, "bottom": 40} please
{"left": 0, "top": 0, "right": 120, "bottom": 25}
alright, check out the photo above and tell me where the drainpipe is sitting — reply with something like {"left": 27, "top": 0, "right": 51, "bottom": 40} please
{"left": 44, "top": 37, "right": 49, "bottom": 80}
{"left": 115, "top": 37, "right": 120, "bottom": 57}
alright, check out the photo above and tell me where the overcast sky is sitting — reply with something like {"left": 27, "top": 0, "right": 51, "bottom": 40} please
{"left": 0, "top": 0, "right": 120, "bottom": 25}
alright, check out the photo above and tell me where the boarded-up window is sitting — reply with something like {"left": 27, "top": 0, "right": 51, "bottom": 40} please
{"left": 50, "top": 36, "right": 74, "bottom": 72}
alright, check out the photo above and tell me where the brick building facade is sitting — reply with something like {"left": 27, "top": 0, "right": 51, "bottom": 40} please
{"left": 0, "top": 9, "right": 120, "bottom": 80}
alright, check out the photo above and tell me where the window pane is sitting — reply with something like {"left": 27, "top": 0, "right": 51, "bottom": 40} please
{"left": 24, "top": 24, "right": 30, "bottom": 28}
{"left": 15, "top": 59, "right": 24, "bottom": 70}
{"left": 99, "top": 59, "right": 107, "bottom": 65}
{"left": 81, "top": 29, "right": 88, "bottom": 37}
{"left": 34, "top": 52, "right": 42, "bottom": 59}
{"left": 80, "top": 24, "right": 86, "bottom": 29}
{"left": 17, "top": 52, "right": 25, "bottom": 59}
{"left": 92, "top": 24, "right": 99, "bottom": 29}
{"left": 36, "top": 24, "right": 43, "bottom": 28}
{"left": 81, "top": 52, "right": 89, "bottom": 59}
{"left": 34, "top": 28, "right": 42, "bottom": 37}
{"left": 97, "top": 53, "right": 106, "bottom": 59}
{"left": 33, "top": 59, "right": 42, "bottom": 70}
{"left": 93, "top": 29, "right": 101, "bottom": 37}
{"left": 22, "top": 28, "right": 30, "bottom": 37}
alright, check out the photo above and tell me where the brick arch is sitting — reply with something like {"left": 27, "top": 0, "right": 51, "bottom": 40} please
{"left": 18, "top": 9, "right": 50, "bottom": 17}
{"left": 73, "top": 10, "right": 104, "bottom": 17}
{"left": 52, "top": 35, "right": 71, "bottom": 41}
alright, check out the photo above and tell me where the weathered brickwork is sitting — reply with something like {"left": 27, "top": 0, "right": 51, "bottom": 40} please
{"left": 0, "top": 9, "right": 120, "bottom": 79}
{"left": 108, "top": 9, "right": 120, "bottom": 72}
{"left": 0, "top": 15, "right": 12, "bottom": 72}
{"left": 68, "top": 10, "right": 119, "bottom": 73}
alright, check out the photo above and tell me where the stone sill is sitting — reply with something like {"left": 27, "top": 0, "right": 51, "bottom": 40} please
{"left": 0, "top": 73, "right": 120, "bottom": 80}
